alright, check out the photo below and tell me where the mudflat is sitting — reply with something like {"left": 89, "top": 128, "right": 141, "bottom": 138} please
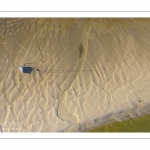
{"left": 0, "top": 18, "right": 150, "bottom": 132}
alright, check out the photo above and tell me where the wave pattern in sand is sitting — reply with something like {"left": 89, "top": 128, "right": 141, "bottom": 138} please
{"left": 0, "top": 18, "right": 150, "bottom": 132}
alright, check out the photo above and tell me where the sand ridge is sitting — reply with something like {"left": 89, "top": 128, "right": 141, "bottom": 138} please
{"left": 0, "top": 18, "right": 150, "bottom": 132}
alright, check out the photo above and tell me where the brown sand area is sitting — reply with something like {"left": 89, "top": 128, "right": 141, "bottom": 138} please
{"left": 0, "top": 18, "right": 150, "bottom": 132}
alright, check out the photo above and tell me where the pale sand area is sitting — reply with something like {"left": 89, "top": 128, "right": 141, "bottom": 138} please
{"left": 0, "top": 18, "right": 150, "bottom": 132}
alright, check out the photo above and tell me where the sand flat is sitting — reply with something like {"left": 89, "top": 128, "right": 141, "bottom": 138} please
{"left": 0, "top": 18, "right": 150, "bottom": 132}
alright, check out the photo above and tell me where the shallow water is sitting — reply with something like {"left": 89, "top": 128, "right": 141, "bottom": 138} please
{"left": 87, "top": 113, "right": 150, "bottom": 132}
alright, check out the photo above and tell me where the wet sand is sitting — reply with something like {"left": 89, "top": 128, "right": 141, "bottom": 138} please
{"left": 0, "top": 18, "right": 150, "bottom": 132}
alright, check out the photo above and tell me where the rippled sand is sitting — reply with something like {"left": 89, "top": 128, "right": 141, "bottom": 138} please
{"left": 0, "top": 18, "right": 150, "bottom": 132}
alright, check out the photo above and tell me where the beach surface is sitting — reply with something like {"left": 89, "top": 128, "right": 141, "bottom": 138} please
{"left": 0, "top": 18, "right": 150, "bottom": 132}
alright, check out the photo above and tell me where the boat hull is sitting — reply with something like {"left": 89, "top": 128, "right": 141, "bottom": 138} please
{"left": 19, "top": 66, "right": 33, "bottom": 73}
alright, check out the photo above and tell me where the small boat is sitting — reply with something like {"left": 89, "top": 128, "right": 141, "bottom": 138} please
{"left": 19, "top": 64, "right": 33, "bottom": 73}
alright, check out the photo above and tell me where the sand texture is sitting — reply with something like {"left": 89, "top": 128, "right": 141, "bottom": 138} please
{"left": 0, "top": 18, "right": 150, "bottom": 132}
